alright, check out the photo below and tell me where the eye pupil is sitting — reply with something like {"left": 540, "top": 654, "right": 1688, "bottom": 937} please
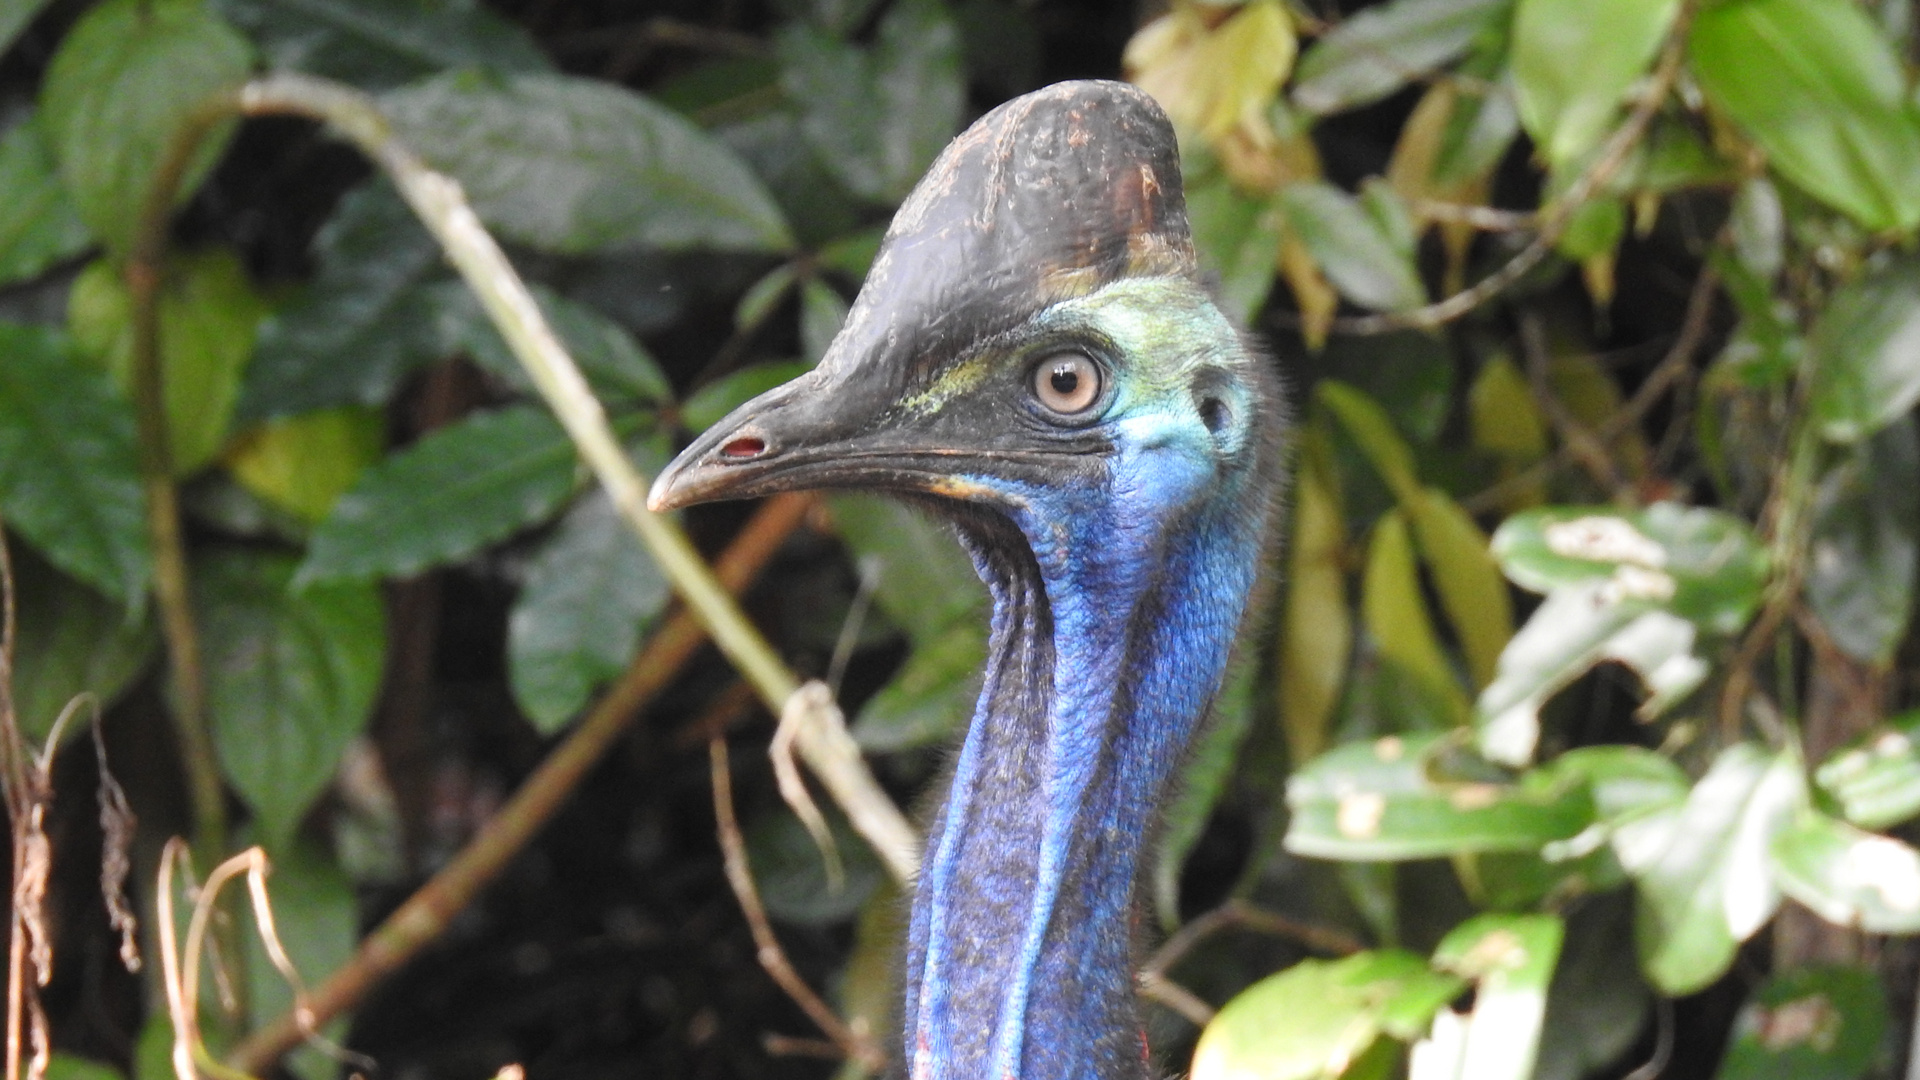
{"left": 1032, "top": 353, "right": 1101, "bottom": 416}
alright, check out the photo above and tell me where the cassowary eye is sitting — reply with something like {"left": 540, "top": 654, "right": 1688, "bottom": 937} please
{"left": 1032, "top": 353, "right": 1102, "bottom": 415}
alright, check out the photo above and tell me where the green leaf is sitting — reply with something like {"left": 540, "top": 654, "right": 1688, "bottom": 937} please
{"left": 7, "top": 544, "right": 156, "bottom": 744}
{"left": 0, "top": 0, "right": 54, "bottom": 59}
{"left": 1407, "top": 488, "right": 1511, "bottom": 690}
{"left": 1630, "top": 744, "right": 1804, "bottom": 996}
{"left": 1280, "top": 182, "right": 1427, "bottom": 313}
{"left": 226, "top": 407, "right": 385, "bottom": 524}
{"left": 509, "top": 489, "right": 670, "bottom": 734}
{"left": 1155, "top": 665, "right": 1255, "bottom": 929}
{"left": 1718, "top": 966, "right": 1887, "bottom": 1080}
{"left": 1771, "top": 811, "right": 1920, "bottom": 933}
{"left": 241, "top": 182, "right": 466, "bottom": 418}
{"left": 1291, "top": 0, "right": 1509, "bottom": 116}
{"left": 1511, "top": 0, "right": 1678, "bottom": 168}
{"left": 1491, "top": 503, "right": 1769, "bottom": 633}
{"left": 1547, "top": 744, "right": 1690, "bottom": 823}
{"left": 382, "top": 71, "right": 793, "bottom": 254}
{"left": 69, "top": 248, "right": 269, "bottom": 474}
{"left": 241, "top": 839, "right": 358, "bottom": 1080}
{"left": 1364, "top": 511, "right": 1469, "bottom": 723}
{"left": 682, "top": 360, "right": 814, "bottom": 435}
{"left": 216, "top": 0, "right": 550, "bottom": 89}
{"left": 1318, "top": 380, "right": 1420, "bottom": 503}
{"left": 1815, "top": 712, "right": 1920, "bottom": 830}
{"left": 1286, "top": 733, "right": 1595, "bottom": 860}
{"left": 851, "top": 619, "right": 985, "bottom": 752}
{"left": 0, "top": 113, "right": 92, "bottom": 287}
{"left": 800, "top": 279, "right": 847, "bottom": 365}
{"left": 734, "top": 263, "right": 796, "bottom": 332}
{"left": 45, "top": 1056, "right": 122, "bottom": 1080}
{"left": 1468, "top": 355, "right": 1547, "bottom": 463}
{"left": 746, "top": 806, "right": 884, "bottom": 924}
{"left": 39, "top": 0, "right": 253, "bottom": 253}
{"left": 1192, "top": 951, "right": 1466, "bottom": 1080}
{"left": 778, "top": 0, "right": 965, "bottom": 203}
{"left": 1690, "top": 0, "right": 1920, "bottom": 231}
{"left": 1185, "top": 165, "right": 1284, "bottom": 323}
{"left": 1730, "top": 178, "right": 1785, "bottom": 281}
{"left": 1805, "top": 417, "right": 1918, "bottom": 663}
{"left": 197, "top": 549, "right": 386, "bottom": 847}
{"left": 301, "top": 405, "right": 578, "bottom": 582}
{"left": 459, "top": 285, "right": 673, "bottom": 407}
{"left": 1808, "top": 258, "right": 1920, "bottom": 444}
{"left": 0, "top": 322, "right": 150, "bottom": 604}
{"left": 828, "top": 493, "right": 985, "bottom": 643}
{"left": 1431, "top": 913, "right": 1563, "bottom": 1080}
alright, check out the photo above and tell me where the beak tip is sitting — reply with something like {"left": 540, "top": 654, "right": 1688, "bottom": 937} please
{"left": 646, "top": 468, "right": 682, "bottom": 513}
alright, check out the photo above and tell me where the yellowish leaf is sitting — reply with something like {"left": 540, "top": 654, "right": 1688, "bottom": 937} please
{"left": 1407, "top": 487, "right": 1512, "bottom": 690}
{"left": 1280, "top": 446, "right": 1350, "bottom": 763}
{"left": 1364, "top": 510, "right": 1470, "bottom": 723}
{"left": 226, "top": 407, "right": 385, "bottom": 523}
{"left": 1279, "top": 234, "right": 1338, "bottom": 349}
{"left": 1550, "top": 351, "right": 1648, "bottom": 474}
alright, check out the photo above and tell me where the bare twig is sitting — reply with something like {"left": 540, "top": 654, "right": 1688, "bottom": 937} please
{"left": 710, "top": 736, "right": 887, "bottom": 1073}
{"left": 1410, "top": 200, "right": 1538, "bottom": 233}
{"left": 1141, "top": 900, "right": 1365, "bottom": 985}
{"left": 771, "top": 682, "right": 920, "bottom": 888}
{"left": 1327, "top": 4, "right": 1696, "bottom": 336}
{"left": 230, "top": 494, "right": 813, "bottom": 1072}
{"left": 1137, "top": 972, "right": 1215, "bottom": 1027}
{"left": 0, "top": 522, "right": 52, "bottom": 1080}
{"left": 1519, "top": 312, "right": 1627, "bottom": 495}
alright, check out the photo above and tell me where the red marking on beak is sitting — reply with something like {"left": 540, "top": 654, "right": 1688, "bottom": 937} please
{"left": 721, "top": 436, "right": 766, "bottom": 459}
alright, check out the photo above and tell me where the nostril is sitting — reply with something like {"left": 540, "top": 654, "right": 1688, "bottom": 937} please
{"left": 720, "top": 436, "right": 767, "bottom": 459}
{"left": 1199, "top": 397, "right": 1229, "bottom": 435}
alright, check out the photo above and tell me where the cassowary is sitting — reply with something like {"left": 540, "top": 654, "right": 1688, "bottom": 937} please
{"left": 651, "top": 79, "right": 1285, "bottom": 1080}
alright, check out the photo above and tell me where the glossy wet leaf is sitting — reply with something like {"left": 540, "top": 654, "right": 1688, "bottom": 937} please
{"left": 1771, "top": 811, "right": 1920, "bottom": 933}
{"left": 1431, "top": 913, "right": 1562, "bottom": 1080}
{"left": 1287, "top": 733, "right": 1594, "bottom": 860}
{"left": 0, "top": 113, "right": 91, "bottom": 288}
{"left": 1291, "top": 0, "right": 1508, "bottom": 116}
{"left": 1192, "top": 950, "right": 1465, "bottom": 1080}
{"left": 39, "top": 0, "right": 252, "bottom": 253}
{"left": 1805, "top": 418, "right": 1918, "bottom": 663}
{"left": 226, "top": 407, "right": 385, "bottom": 524}
{"left": 1815, "top": 713, "right": 1920, "bottom": 830}
{"left": 1718, "top": 966, "right": 1886, "bottom": 1080}
{"left": 384, "top": 71, "right": 793, "bottom": 253}
{"left": 197, "top": 549, "right": 386, "bottom": 848}
{"left": 301, "top": 405, "right": 578, "bottom": 582}
{"left": 0, "top": 322, "right": 149, "bottom": 604}
{"left": 1690, "top": 0, "right": 1920, "bottom": 231}
{"left": 1476, "top": 584, "right": 1704, "bottom": 765}
{"left": 1281, "top": 182, "right": 1427, "bottom": 313}
{"left": 241, "top": 183, "right": 469, "bottom": 418}
{"left": 1511, "top": 0, "right": 1677, "bottom": 168}
{"left": 1364, "top": 511, "right": 1469, "bottom": 723}
{"left": 1492, "top": 503, "right": 1768, "bottom": 632}
{"left": 69, "top": 249, "right": 268, "bottom": 474}
{"left": 1807, "top": 258, "right": 1920, "bottom": 444}
{"left": 218, "top": 0, "right": 550, "bottom": 89}
{"left": 1630, "top": 744, "right": 1804, "bottom": 995}
{"left": 778, "top": 0, "right": 964, "bottom": 203}
{"left": 509, "top": 489, "right": 670, "bottom": 734}
{"left": 1279, "top": 448, "right": 1350, "bottom": 764}
{"left": 7, "top": 547, "right": 155, "bottom": 744}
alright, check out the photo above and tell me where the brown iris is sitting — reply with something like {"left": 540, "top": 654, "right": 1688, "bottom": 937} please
{"left": 1032, "top": 354, "right": 1102, "bottom": 415}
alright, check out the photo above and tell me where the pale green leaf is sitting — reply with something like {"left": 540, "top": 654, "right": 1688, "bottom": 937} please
{"left": 1814, "top": 712, "right": 1920, "bottom": 831}
{"left": 1511, "top": 0, "right": 1678, "bottom": 167}
{"left": 1432, "top": 913, "right": 1563, "bottom": 1080}
{"left": 1808, "top": 258, "right": 1920, "bottom": 444}
{"left": 1292, "top": 0, "right": 1509, "bottom": 116}
{"left": 1771, "top": 811, "right": 1920, "bottom": 933}
{"left": 1281, "top": 182, "right": 1427, "bottom": 312}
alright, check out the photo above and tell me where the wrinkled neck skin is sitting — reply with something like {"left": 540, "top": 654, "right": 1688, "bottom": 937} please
{"left": 902, "top": 428, "right": 1268, "bottom": 1080}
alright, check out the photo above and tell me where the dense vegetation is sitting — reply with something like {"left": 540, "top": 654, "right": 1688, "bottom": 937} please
{"left": 3, "top": 0, "right": 1920, "bottom": 1078}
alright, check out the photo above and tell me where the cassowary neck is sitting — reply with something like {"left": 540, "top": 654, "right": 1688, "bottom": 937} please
{"left": 903, "top": 482, "right": 1263, "bottom": 1080}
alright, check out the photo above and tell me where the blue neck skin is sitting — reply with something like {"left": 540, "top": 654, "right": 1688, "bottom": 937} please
{"left": 900, "top": 430, "right": 1265, "bottom": 1080}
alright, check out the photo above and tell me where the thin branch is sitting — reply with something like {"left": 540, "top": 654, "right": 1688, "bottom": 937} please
{"left": 1141, "top": 900, "right": 1364, "bottom": 985}
{"left": 127, "top": 90, "right": 244, "bottom": 865}
{"left": 1518, "top": 312, "right": 1627, "bottom": 496}
{"left": 710, "top": 735, "right": 887, "bottom": 1073}
{"left": 230, "top": 493, "right": 814, "bottom": 1073}
{"left": 1327, "top": 4, "right": 1696, "bottom": 336}
{"left": 1137, "top": 972, "right": 1215, "bottom": 1027}
{"left": 1462, "top": 260, "right": 1723, "bottom": 514}
{"left": 1410, "top": 200, "right": 1538, "bottom": 233}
